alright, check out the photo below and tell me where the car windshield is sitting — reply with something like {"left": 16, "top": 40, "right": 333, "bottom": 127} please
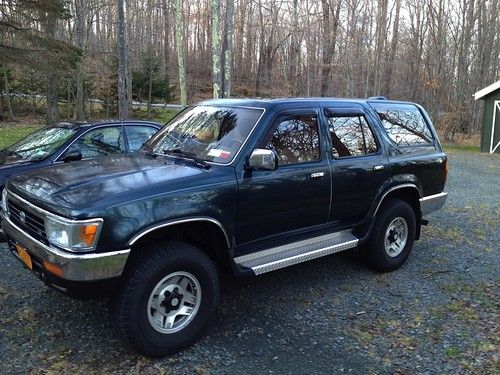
{"left": 2, "top": 126, "right": 77, "bottom": 163}
{"left": 148, "top": 105, "right": 264, "bottom": 164}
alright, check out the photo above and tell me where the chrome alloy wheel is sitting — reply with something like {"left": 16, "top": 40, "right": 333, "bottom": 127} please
{"left": 384, "top": 217, "right": 408, "bottom": 258}
{"left": 147, "top": 271, "right": 202, "bottom": 334}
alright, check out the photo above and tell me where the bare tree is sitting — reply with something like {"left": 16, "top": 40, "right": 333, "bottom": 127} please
{"left": 222, "top": 0, "right": 234, "bottom": 98}
{"left": 174, "top": 0, "right": 187, "bottom": 105}
{"left": 211, "top": 0, "right": 222, "bottom": 98}
{"left": 74, "top": 0, "right": 86, "bottom": 120}
{"left": 117, "top": 0, "right": 129, "bottom": 119}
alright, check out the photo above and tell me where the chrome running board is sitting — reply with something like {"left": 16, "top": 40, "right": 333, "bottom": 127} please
{"left": 234, "top": 230, "right": 359, "bottom": 275}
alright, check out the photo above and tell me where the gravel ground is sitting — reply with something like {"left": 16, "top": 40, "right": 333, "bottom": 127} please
{"left": 0, "top": 150, "right": 498, "bottom": 375}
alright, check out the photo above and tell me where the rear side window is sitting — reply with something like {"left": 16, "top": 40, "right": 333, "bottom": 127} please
{"left": 328, "top": 115, "right": 378, "bottom": 158}
{"left": 371, "top": 103, "right": 433, "bottom": 146}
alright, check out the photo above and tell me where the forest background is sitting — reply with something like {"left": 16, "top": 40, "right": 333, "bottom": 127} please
{"left": 0, "top": 0, "right": 498, "bottom": 147}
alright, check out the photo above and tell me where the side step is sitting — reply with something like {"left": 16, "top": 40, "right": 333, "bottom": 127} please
{"left": 234, "top": 230, "right": 359, "bottom": 275}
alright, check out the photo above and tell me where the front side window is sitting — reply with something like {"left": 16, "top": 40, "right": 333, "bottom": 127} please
{"left": 66, "top": 127, "right": 124, "bottom": 159}
{"left": 370, "top": 103, "right": 433, "bottom": 146}
{"left": 149, "top": 106, "right": 263, "bottom": 164}
{"left": 329, "top": 115, "right": 378, "bottom": 158}
{"left": 2, "top": 126, "right": 77, "bottom": 163}
{"left": 265, "top": 116, "right": 320, "bottom": 165}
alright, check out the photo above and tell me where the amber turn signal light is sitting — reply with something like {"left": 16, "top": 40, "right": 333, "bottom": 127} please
{"left": 79, "top": 224, "right": 98, "bottom": 247}
{"left": 43, "top": 260, "right": 64, "bottom": 277}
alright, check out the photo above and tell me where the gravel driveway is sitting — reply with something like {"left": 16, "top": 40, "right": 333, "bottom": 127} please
{"left": 0, "top": 150, "right": 498, "bottom": 374}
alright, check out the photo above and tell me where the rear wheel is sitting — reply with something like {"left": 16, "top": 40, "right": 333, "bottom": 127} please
{"left": 363, "top": 198, "right": 416, "bottom": 272}
{"left": 114, "top": 241, "right": 219, "bottom": 357}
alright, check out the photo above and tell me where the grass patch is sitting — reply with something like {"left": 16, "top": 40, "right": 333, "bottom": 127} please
{"left": 443, "top": 144, "right": 481, "bottom": 153}
{"left": 0, "top": 124, "right": 43, "bottom": 149}
{"left": 0, "top": 107, "right": 180, "bottom": 149}
{"left": 445, "top": 346, "right": 461, "bottom": 358}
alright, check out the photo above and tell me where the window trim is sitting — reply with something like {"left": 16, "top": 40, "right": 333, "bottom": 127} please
{"left": 327, "top": 114, "right": 380, "bottom": 159}
{"left": 262, "top": 113, "right": 322, "bottom": 167}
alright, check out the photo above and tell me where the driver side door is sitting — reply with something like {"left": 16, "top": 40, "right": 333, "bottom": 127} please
{"left": 235, "top": 110, "right": 331, "bottom": 252}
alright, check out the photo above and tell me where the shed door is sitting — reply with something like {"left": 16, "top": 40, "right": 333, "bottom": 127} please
{"left": 489, "top": 100, "right": 500, "bottom": 154}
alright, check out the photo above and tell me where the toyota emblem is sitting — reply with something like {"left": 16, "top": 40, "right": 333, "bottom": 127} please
{"left": 19, "top": 211, "right": 26, "bottom": 224}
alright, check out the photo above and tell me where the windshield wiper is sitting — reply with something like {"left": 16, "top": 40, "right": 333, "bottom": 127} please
{"left": 162, "top": 148, "right": 210, "bottom": 169}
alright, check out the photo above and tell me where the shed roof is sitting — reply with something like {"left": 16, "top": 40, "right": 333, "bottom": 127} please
{"left": 474, "top": 80, "right": 500, "bottom": 100}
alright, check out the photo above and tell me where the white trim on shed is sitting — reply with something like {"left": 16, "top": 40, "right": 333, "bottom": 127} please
{"left": 474, "top": 80, "right": 500, "bottom": 100}
{"left": 490, "top": 101, "right": 500, "bottom": 154}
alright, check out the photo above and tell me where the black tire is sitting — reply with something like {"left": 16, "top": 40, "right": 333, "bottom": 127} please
{"left": 363, "top": 198, "right": 416, "bottom": 272}
{"left": 114, "top": 241, "right": 219, "bottom": 357}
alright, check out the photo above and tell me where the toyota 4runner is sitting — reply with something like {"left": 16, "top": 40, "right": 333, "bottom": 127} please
{"left": 1, "top": 98, "right": 447, "bottom": 356}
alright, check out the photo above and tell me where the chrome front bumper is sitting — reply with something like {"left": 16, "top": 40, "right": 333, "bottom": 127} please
{"left": 1, "top": 210, "right": 130, "bottom": 282}
{"left": 419, "top": 192, "right": 448, "bottom": 216}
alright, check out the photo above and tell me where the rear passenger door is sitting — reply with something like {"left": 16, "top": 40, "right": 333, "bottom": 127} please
{"left": 326, "top": 107, "right": 389, "bottom": 224}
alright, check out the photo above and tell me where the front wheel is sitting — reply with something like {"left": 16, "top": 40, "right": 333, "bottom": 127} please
{"left": 114, "top": 241, "right": 220, "bottom": 357}
{"left": 363, "top": 198, "right": 416, "bottom": 272}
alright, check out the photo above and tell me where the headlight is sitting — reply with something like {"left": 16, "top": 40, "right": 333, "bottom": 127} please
{"left": 45, "top": 216, "right": 103, "bottom": 252}
{"left": 1, "top": 189, "right": 7, "bottom": 214}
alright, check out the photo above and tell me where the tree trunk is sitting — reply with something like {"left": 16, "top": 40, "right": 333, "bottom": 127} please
{"left": 289, "top": 0, "right": 299, "bottom": 96}
{"left": 74, "top": 0, "right": 86, "bottom": 121}
{"left": 174, "top": 0, "right": 187, "bottom": 105}
{"left": 211, "top": 0, "right": 222, "bottom": 98}
{"left": 222, "top": 0, "right": 234, "bottom": 98}
{"left": 117, "top": 0, "right": 129, "bottom": 119}
{"left": 320, "top": 0, "right": 340, "bottom": 96}
{"left": 45, "top": 11, "right": 59, "bottom": 125}
{"left": 374, "top": 0, "right": 388, "bottom": 95}
{"left": 320, "top": 0, "right": 331, "bottom": 96}
{"left": 382, "top": 0, "right": 400, "bottom": 97}
{"left": 162, "top": 0, "right": 170, "bottom": 79}
{"left": 3, "top": 68, "right": 13, "bottom": 120}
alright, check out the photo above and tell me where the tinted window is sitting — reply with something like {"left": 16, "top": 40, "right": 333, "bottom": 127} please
{"left": 371, "top": 103, "right": 433, "bottom": 146}
{"left": 125, "top": 126, "right": 158, "bottom": 152}
{"left": 328, "top": 115, "right": 378, "bottom": 158}
{"left": 67, "top": 127, "right": 124, "bottom": 159}
{"left": 265, "top": 116, "right": 320, "bottom": 165}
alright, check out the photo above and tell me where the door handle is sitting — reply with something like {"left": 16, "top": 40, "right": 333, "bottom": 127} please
{"left": 310, "top": 172, "right": 325, "bottom": 179}
{"left": 373, "top": 165, "right": 384, "bottom": 171}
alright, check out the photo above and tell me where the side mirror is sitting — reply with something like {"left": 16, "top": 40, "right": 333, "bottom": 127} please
{"left": 248, "top": 148, "right": 277, "bottom": 171}
{"left": 62, "top": 150, "right": 83, "bottom": 163}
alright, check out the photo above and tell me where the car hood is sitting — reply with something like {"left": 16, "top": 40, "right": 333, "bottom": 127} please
{"left": 0, "top": 158, "right": 44, "bottom": 190}
{"left": 7, "top": 154, "right": 210, "bottom": 215}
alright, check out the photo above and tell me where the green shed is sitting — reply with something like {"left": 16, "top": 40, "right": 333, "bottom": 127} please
{"left": 474, "top": 80, "right": 500, "bottom": 154}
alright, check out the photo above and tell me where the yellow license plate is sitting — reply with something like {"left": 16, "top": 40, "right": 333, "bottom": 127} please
{"left": 16, "top": 244, "right": 33, "bottom": 270}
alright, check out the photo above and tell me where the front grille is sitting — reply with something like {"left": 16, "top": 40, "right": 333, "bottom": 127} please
{"left": 7, "top": 199, "right": 48, "bottom": 244}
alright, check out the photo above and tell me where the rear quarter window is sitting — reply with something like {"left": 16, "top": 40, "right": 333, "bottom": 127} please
{"left": 370, "top": 103, "right": 434, "bottom": 146}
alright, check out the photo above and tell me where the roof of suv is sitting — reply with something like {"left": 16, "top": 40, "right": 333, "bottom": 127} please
{"left": 197, "top": 97, "right": 419, "bottom": 111}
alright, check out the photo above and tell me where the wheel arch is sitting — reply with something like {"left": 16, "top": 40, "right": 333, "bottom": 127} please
{"left": 373, "top": 184, "right": 422, "bottom": 239}
{"left": 124, "top": 218, "right": 232, "bottom": 273}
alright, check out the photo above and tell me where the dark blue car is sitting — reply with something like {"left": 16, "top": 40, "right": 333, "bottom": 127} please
{"left": 0, "top": 120, "right": 162, "bottom": 238}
